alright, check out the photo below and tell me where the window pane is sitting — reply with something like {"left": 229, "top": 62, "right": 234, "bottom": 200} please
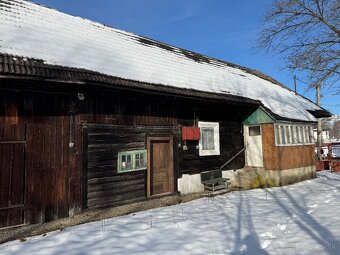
{"left": 249, "top": 126, "right": 260, "bottom": 136}
{"left": 291, "top": 126, "right": 296, "bottom": 144}
{"left": 135, "top": 153, "right": 145, "bottom": 168}
{"left": 121, "top": 154, "right": 132, "bottom": 170}
{"left": 285, "top": 126, "right": 291, "bottom": 144}
{"left": 275, "top": 125, "right": 280, "bottom": 145}
{"left": 305, "top": 126, "right": 309, "bottom": 143}
{"left": 296, "top": 126, "right": 301, "bottom": 143}
{"left": 201, "top": 128, "right": 215, "bottom": 150}
{"left": 280, "top": 125, "right": 286, "bottom": 144}
{"left": 300, "top": 126, "right": 305, "bottom": 143}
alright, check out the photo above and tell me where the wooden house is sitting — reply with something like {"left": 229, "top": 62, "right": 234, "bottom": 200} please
{"left": 0, "top": 0, "right": 331, "bottom": 229}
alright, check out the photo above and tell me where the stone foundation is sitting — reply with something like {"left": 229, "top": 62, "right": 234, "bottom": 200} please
{"left": 177, "top": 165, "right": 316, "bottom": 194}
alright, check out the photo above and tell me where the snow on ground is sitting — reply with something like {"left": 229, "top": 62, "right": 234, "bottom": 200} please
{"left": 1, "top": 171, "right": 340, "bottom": 255}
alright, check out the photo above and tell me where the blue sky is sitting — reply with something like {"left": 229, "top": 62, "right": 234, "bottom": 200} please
{"left": 33, "top": 0, "right": 339, "bottom": 114}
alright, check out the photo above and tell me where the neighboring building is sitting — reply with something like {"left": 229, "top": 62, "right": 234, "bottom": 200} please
{"left": 0, "top": 0, "right": 331, "bottom": 229}
{"left": 313, "top": 115, "right": 340, "bottom": 144}
{"left": 313, "top": 116, "right": 340, "bottom": 161}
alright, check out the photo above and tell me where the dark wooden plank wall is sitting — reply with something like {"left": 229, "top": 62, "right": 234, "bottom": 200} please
{"left": 83, "top": 125, "right": 176, "bottom": 210}
{"left": 1, "top": 81, "right": 252, "bottom": 226}
{"left": 177, "top": 100, "right": 249, "bottom": 176}
{"left": 0, "top": 125, "right": 26, "bottom": 228}
{"left": 0, "top": 89, "right": 71, "bottom": 224}
{"left": 76, "top": 90, "right": 176, "bottom": 126}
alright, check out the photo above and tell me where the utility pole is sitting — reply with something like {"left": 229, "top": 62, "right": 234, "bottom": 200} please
{"left": 316, "top": 84, "right": 322, "bottom": 159}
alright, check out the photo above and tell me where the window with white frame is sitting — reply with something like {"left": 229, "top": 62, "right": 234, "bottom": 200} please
{"left": 198, "top": 121, "right": 220, "bottom": 156}
{"left": 274, "top": 123, "right": 314, "bottom": 146}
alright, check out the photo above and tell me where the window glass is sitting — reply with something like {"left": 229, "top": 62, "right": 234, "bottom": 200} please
{"left": 135, "top": 153, "right": 145, "bottom": 168}
{"left": 286, "top": 126, "right": 291, "bottom": 144}
{"left": 300, "top": 126, "right": 305, "bottom": 143}
{"left": 291, "top": 126, "right": 296, "bottom": 144}
{"left": 305, "top": 127, "right": 310, "bottom": 143}
{"left": 118, "top": 150, "right": 147, "bottom": 173}
{"left": 296, "top": 126, "right": 301, "bottom": 143}
{"left": 201, "top": 128, "right": 215, "bottom": 150}
{"left": 249, "top": 126, "right": 261, "bottom": 136}
{"left": 275, "top": 124, "right": 280, "bottom": 144}
{"left": 121, "top": 154, "right": 132, "bottom": 170}
{"left": 198, "top": 122, "right": 220, "bottom": 156}
{"left": 280, "top": 125, "right": 286, "bottom": 144}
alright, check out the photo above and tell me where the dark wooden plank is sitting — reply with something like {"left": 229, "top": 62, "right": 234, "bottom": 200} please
{"left": 88, "top": 178, "right": 145, "bottom": 193}
{"left": 87, "top": 190, "right": 146, "bottom": 208}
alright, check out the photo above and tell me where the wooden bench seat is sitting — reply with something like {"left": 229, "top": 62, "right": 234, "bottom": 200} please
{"left": 201, "top": 170, "right": 231, "bottom": 192}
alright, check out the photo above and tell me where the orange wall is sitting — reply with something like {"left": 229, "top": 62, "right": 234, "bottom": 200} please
{"left": 261, "top": 124, "right": 315, "bottom": 170}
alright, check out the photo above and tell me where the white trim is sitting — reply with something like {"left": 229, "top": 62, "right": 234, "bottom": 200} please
{"left": 198, "top": 121, "right": 220, "bottom": 156}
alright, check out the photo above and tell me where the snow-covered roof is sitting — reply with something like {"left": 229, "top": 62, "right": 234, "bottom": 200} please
{"left": 0, "top": 0, "right": 328, "bottom": 122}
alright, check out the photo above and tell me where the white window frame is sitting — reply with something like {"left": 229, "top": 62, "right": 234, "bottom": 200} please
{"left": 198, "top": 121, "right": 220, "bottom": 156}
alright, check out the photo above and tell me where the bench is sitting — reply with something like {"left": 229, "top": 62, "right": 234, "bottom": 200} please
{"left": 200, "top": 170, "right": 231, "bottom": 192}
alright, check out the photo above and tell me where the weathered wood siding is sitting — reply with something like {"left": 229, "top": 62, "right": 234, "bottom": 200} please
{"left": 0, "top": 88, "right": 71, "bottom": 225}
{"left": 83, "top": 125, "right": 176, "bottom": 210}
{"left": 177, "top": 100, "right": 249, "bottom": 175}
{"left": 262, "top": 123, "right": 315, "bottom": 170}
{"left": 1, "top": 80, "right": 254, "bottom": 226}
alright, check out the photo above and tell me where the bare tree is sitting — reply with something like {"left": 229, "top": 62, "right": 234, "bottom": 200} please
{"left": 258, "top": 0, "right": 340, "bottom": 93}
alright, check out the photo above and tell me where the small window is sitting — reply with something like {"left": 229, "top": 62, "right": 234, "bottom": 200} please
{"left": 198, "top": 121, "right": 220, "bottom": 156}
{"left": 249, "top": 126, "right": 261, "bottom": 136}
{"left": 117, "top": 150, "right": 147, "bottom": 173}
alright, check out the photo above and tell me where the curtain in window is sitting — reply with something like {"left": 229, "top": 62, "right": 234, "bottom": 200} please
{"left": 201, "top": 128, "right": 215, "bottom": 150}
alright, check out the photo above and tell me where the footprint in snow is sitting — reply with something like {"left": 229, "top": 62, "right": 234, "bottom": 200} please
{"left": 259, "top": 233, "right": 276, "bottom": 249}
{"left": 277, "top": 224, "right": 287, "bottom": 231}
{"left": 307, "top": 203, "right": 318, "bottom": 208}
{"left": 307, "top": 209, "right": 314, "bottom": 214}
{"left": 261, "top": 240, "right": 272, "bottom": 249}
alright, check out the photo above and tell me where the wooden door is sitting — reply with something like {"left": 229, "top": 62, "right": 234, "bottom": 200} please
{"left": 244, "top": 125, "right": 264, "bottom": 167}
{"left": 0, "top": 125, "right": 26, "bottom": 229}
{"left": 147, "top": 137, "right": 174, "bottom": 197}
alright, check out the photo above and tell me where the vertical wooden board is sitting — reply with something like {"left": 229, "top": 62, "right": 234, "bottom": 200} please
{"left": 4, "top": 94, "right": 19, "bottom": 125}
{"left": 24, "top": 123, "right": 34, "bottom": 224}
{"left": 0, "top": 144, "right": 11, "bottom": 208}
{"left": 0, "top": 142, "right": 25, "bottom": 228}
{"left": 9, "top": 144, "right": 25, "bottom": 205}
{"left": 69, "top": 124, "right": 83, "bottom": 213}
{"left": 261, "top": 124, "right": 280, "bottom": 170}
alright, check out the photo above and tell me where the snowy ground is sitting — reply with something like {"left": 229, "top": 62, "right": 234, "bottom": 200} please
{"left": 1, "top": 171, "right": 340, "bottom": 255}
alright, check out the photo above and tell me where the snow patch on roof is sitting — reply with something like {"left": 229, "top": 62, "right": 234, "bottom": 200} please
{"left": 0, "top": 0, "right": 322, "bottom": 121}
